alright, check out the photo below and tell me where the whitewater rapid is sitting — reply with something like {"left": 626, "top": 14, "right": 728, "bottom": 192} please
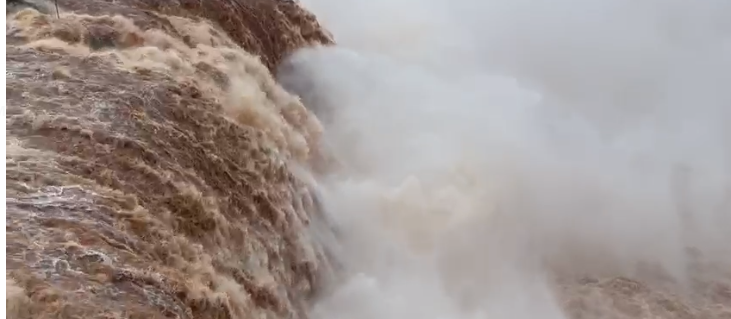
{"left": 281, "top": 0, "right": 731, "bottom": 318}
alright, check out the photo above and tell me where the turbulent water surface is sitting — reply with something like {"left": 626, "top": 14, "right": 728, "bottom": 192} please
{"left": 6, "top": 0, "right": 332, "bottom": 318}
{"left": 7, "top": 0, "right": 731, "bottom": 318}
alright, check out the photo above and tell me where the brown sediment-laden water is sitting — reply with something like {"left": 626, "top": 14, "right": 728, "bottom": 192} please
{"left": 8, "top": 0, "right": 731, "bottom": 319}
{"left": 6, "top": 0, "right": 334, "bottom": 318}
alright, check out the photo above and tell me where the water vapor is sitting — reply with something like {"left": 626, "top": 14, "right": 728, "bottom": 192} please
{"left": 280, "top": 0, "right": 731, "bottom": 318}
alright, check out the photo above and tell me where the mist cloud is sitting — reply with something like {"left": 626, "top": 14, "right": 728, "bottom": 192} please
{"left": 279, "top": 1, "right": 731, "bottom": 318}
